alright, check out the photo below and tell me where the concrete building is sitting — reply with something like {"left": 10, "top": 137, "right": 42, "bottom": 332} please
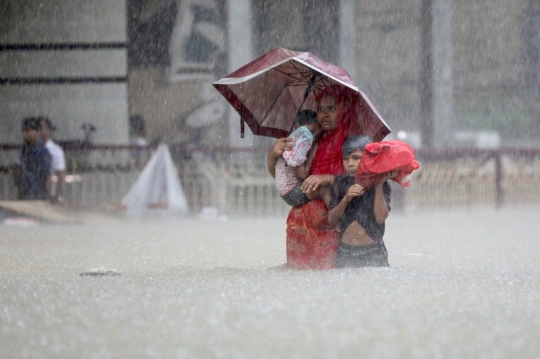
{"left": 0, "top": 0, "right": 129, "bottom": 146}
{"left": 1, "top": 0, "right": 539, "bottom": 149}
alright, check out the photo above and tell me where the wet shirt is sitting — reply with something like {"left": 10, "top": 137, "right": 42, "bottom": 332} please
{"left": 19, "top": 141, "right": 52, "bottom": 200}
{"left": 329, "top": 174, "right": 391, "bottom": 243}
{"left": 45, "top": 139, "right": 66, "bottom": 172}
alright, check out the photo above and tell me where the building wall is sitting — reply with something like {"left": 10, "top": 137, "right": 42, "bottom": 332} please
{"left": 116, "top": 0, "right": 540, "bottom": 148}
{"left": 453, "top": 0, "right": 528, "bottom": 137}
{"left": 0, "top": 0, "right": 129, "bottom": 144}
{"left": 1, "top": 0, "right": 536, "bottom": 148}
{"left": 128, "top": 68, "right": 218, "bottom": 145}
{"left": 253, "top": 0, "right": 340, "bottom": 64}
{"left": 353, "top": 0, "right": 534, "bottom": 141}
{"left": 355, "top": 0, "right": 421, "bottom": 132}
{"left": 127, "top": 0, "right": 229, "bottom": 147}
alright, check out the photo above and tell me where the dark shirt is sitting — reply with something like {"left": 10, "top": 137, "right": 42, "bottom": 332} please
{"left": 329, "top": 174, "right": 391, "bottom": 243}
{"left": 19, "top": 141, "right": 52, "bottom": 200}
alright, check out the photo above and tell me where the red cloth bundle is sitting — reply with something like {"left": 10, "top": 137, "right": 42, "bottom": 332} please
{"left": 355, "top": 140, "right": 420, "bottom": 188}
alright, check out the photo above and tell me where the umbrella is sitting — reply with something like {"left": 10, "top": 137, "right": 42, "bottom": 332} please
{"left": 212, "top": 47, "right": 391, "bottom": 141}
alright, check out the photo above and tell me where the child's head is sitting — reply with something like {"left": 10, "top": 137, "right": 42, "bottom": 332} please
{"left": 341, "top": 135, "right": 373, "bottom": 176}
{"left": 292, "top": 109, "right": 320, "bottom": 136}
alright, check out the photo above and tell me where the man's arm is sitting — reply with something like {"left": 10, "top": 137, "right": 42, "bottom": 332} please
{"left": 55, "top": 148, "right": 66, "bottom": 202}
{"left": 55, "top": 170, "right": 66, "bottom": 202}
{"left": 44, "top": 149, "right": 53, "bottom": 201}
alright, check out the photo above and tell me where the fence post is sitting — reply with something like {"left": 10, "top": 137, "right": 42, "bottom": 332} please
{"left": 494, "top": 151, "right": 503, "bottom": 209}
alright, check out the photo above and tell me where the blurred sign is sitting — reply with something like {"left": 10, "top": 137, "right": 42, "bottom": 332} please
{"left": 168, "top": 0, "right": 225, "bottom": 82}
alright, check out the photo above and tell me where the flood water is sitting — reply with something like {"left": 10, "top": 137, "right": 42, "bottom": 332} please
{"left": 1, "top": 205, "right": 540, "bottom": 359}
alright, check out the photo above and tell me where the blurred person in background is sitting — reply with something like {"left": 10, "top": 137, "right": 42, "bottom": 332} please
{"left": 40, "top": 117, "right": 66, "bottom": 203}
{"left": 129, "top": 114, "right": 150, "bottom": 168}
{"left": 12, "top": 117, "right": 52, "bottom": 200}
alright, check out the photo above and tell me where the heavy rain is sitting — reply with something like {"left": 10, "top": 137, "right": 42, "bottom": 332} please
{"left": 1, "top": 0, "right": 540, "bottom": 358}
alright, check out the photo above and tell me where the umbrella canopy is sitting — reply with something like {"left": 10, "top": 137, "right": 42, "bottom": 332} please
{"left": 213, "top": 47, "right": 391, "bottom": 141}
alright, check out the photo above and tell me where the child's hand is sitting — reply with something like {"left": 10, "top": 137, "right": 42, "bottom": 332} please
{"left": 272, "top": 137, "right": 294, "bottom": 157}
{"left": 345, "top": 184, "right": 365, "bottom": 200}
{"left": 384, "top": 170, "right": 399, "bottom": 181}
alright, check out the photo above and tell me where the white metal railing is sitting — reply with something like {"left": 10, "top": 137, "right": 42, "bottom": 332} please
{"left": 2, "top": 145, "right": 540, "bottom": 216}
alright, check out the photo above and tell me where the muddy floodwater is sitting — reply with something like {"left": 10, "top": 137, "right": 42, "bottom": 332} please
{"left": 1, "top": 205, "right": 540, "bottom": 359}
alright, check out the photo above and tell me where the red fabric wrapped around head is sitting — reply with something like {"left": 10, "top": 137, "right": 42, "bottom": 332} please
{"left": 310, "top": 85, "right": 361, "bottom": 176}
{"left": 315, "top": 85, "right": 361, "bottom": 136}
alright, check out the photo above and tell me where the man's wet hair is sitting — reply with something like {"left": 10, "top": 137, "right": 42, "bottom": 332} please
{"left": 39, "top": 117, "right": 56, "bottom": 131}
{"left": 22, "top": 117, "right": 42, "bottom": 131}
{"left": 342, "top": 135, "right": 373, "bottom": 156}
{"left": 293, "top": 109, "right": 318, "bottom": 127}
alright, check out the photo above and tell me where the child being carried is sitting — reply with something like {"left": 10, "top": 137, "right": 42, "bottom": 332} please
{"left": 275, "top": 110, "right": 330, "bottom": 207}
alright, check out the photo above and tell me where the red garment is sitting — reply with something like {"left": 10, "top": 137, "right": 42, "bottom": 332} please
{"left": 286, "top": 199, "right": 339, "bottom": 270}
{"left": 311, "top": 85, "right": 361, "bottom": 175}
{"left": 355, "top": 140, "right": 420, "bottom": 188}
{"left": 286, "top": 85, "right": 359, "bottom": 269}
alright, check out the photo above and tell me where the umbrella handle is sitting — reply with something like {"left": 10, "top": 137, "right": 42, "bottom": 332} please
{"left": 241, "top": 117, "right": 245, "bottom": 138}
{"left": 298, "top": 71, "right": 318, "bottom": 111}
{"left": 291, "top": 70, "right": 319, "bottom": 134}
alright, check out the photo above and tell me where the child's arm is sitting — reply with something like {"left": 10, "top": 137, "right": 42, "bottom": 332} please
{"left": 328, "top": 184, "right": 365, "bottom": 226}
{"left": 267, "top": 138, "right": 293, "bottom": 178}
{"left": 373, "top": 171, "right": 397, "bottom": 223}
{"left": 295, "top": 142, "right": 318, "bottom": 180}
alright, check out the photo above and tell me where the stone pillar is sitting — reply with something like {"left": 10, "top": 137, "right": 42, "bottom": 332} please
{"left": 227, "top": 0, "right": 254, "bottom": 148}
{"left": 339, "top": 0, "right": 357, "bottom": 82}
{"left": 523, "top": 0, "right": 540, "bottom": 137}
{"left": 420, "top": 0, "right": 454, "bottom": 148}
{"left": 432, "top": 0, "right": 454, "bottom": 148}
{"left": 419, "top": 0, "right": 434, "bottom": 148}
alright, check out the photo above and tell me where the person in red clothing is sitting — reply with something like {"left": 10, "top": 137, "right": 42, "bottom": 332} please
{"left": 267, "top": 85, "right": 362, "bottom": 269}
